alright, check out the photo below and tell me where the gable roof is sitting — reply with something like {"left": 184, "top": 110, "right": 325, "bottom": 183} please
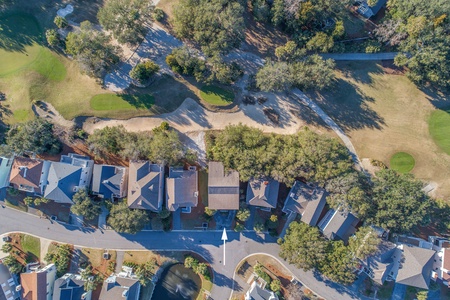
{"left": 396, "top": 245, "right": 435, "bottom": 289}
{"left": 365, "top": 240, "right": 398, "bottom": 285}
{"left": 21, "top": 271, "right": 47, "bottom": 300}
{"left": 207, "top": 162, "right": 239, "bottom": 210}
{"left": 246, "top": 281, "right": 278, "bottom": 300}
{"left": 92, "top": 165, "right": 128, "bottom": 199}
{"left": 282, "top": 181, "right": 326, "bottom": 226}
{"left": 127, "top": 161, "right": 164, "bottom": 211}
{"left": 0, "top": 157, "right": 12, "bottom": 189}
{"left": 246, "top": 178, "right": 279, "bottom": 208}
{"left": 99, "top": 276, "right": 140, "bottom": 300}
{"left": 53, "top": 274, "right": 87, "bottom": 300}
{"left": 318, "top": 209, "right": 359, "bottom": 243}
{"left": 166, "top": 168, "right": 198, "bottom": 211}
{"left": 44, "top": 162, "right": 82, "bottom": 204}
{"left": 9, "top": 157, "right": 44, "bottom": 193}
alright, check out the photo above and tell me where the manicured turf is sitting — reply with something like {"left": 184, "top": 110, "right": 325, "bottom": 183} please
{"left": 20, "top": 234, "right": 40, "bottom": 259}
{"left": 390, "top": 152, "right": 415, "bottom": 173}
{"left": 90, "top": 93, "right": 154, "bottom": 111}
{"left": 429, "top": 108, "right": 450, "bottom": 155}
{"left": 200, "top": 85, "right": 234, "bottom": 106}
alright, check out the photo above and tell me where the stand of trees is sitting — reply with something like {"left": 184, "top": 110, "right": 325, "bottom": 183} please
{"left": 97, "top": 0, "right": 154, "bottom": 45}
{"left": 66, "top": 21, "right": 122, "bottom": 78}
{"left": 375, "top": 0, "right": 450, "bottom": 89}
{"left": 206, "top": 124, "right": 354, "bottom": 186}
{"left": 173, "top": 0, "right": 245, "bottom": 56}
{"left": 280, "top": 222, "right": 380, "bottom": 284}
{"left": 70, "top": 189, "right": 102, "bottom": 221}
{"left": 87, "top": 124, "right": 186, "bottom": 165}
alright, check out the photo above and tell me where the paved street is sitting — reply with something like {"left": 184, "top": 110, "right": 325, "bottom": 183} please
{"left": 320, "top": 52, "right": 399, "bottom": 61}
{"left": 0, "top": 206, "right": 359, "bottom": 300}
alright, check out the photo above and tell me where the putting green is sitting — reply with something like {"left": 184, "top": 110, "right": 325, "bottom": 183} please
{"left": 390, "top": 152, "right": 415, "bottom": 173}
{"left": 200, "top": 85, "right": 234, "bottom": 106}
{"left": 0, "top": 13, "right": 66, "bottom": 80}
{"left": 429, "top": 108, "right": 450, "bottom": 155}
{"left": 90, "top": 93, "right": 154, "bottom": 111}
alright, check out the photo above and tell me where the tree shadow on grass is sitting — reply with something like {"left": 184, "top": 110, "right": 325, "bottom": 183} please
{"left": 335, "top": 61, "right": 384, "bottom": 85}
{"left": 306, "top": 78, "right": 385, "bottom": 132}
{"left": 120, "top": 93, "right": 155, "bottom": 110}
{"left": 0, "top": 12, "right": 43, "bottom": 52}
{"left": 419, "top": 86, "right": 450, "bottom": 110}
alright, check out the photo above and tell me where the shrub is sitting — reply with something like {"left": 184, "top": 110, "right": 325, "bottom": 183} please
{"left": 158, "top": 207, "right": 171, "bottom": 219}
{"left": 129, "top": 60, "right": 160, "bottom": 84}
{"left": 153, "top": 8, "right": 165, "bottom": 21}
{"left": 46, "top": 29, "right": 59, "bottom": 47}
{"left": 234, "top": 223, "right": 245, "bottom": 232}
{"left": 54, "top": 16, "right": 68, "bottom": 28}
{"left": 254, "top": 222, "right": 265, "bottom": 233}
{"left": 270, "top": 279, "right": 281, "bottom": 292}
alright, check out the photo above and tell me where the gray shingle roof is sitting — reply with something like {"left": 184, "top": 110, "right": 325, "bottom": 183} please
{"left": 246, "top": 178, "right": 279, "bottom": 208}
{"left": 0, "top": 263, "right": 20, "bottom": 300}
{"left": 396, "top": 245, "right": 435, "bottom": 289}
{"left": 44, "top": 162, "right": 82, "bottom": 204}
{"left": 99, "top": 276, "right": 140, "bottom": 300}
{"left": 92, "top": 165, "right": 128, "bottom": 199}
{"left": 127, "top": 161, "right": 164, "bottom": 212}
{"left": 0, "top": 157, "right": 12, "bottom": 189}
{"left": 282, "top": 181, "right": 326, "bottom": 226}
{"left": 207, "top": 162, "right": 239, "bottom": 210}
{"left": 319, "top": 209, "right": 359, "bottom": 243}
{"left": 166, "top": 168, "right": 198, "bottom": 211}
{"left": 53, "top": 274, "right": 88, "bottom": 300}
{"left": 365, "top": 240, "right": 398, "bottom": 285}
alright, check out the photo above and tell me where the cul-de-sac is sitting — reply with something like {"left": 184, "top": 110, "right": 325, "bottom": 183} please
{"left": 0, "top": 0, "right": 449, "bottom": 299}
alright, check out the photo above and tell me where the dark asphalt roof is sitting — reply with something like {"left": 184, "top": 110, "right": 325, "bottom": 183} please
{"left": 246, "top": 178, "right": 279, "bottom": 208}
{"left": 92, "top": 165, "right": 127, "bottom": 199}
{"left": 319, "top": 209, "right": 359, "bottom": 243}
{"left": 166, "top": 168, "right": 198, "bottom": 211}
{"left": 396, "top": 245, "right": 435, "bottom": 289}
{"left": 44, "top": 162, "right": 82, "bottom": 204}
{"left": 207, "top": 162, "right": 239, "bottom": 210}
{"left": 99, "top": 275, "right": 140, "bottom": 300}
{"left": 53, "top": 276, "right": 87, "bottom": 300}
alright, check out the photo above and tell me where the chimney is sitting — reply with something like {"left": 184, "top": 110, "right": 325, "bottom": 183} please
{"left": 263, "top": 181, "right": 269, "bottom": 185}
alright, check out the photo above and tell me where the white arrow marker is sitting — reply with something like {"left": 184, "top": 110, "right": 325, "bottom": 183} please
{"left": 221, "top": 228, "right": 228, "bottom": 266}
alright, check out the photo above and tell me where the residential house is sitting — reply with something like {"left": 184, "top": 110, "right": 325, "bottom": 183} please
{"left": 428, "top": 236, "right": 450, "bottom": 286}
{"left": 0, "top": 262, "right": 20, "bottom": 300}
{"left": 396, "top": 244, "right": 435, "bottom": 289}
{"left": 318, "top": 209, "right": 359, "bottom": 243}
{"left": 166, "top": 167, "right": 198, "bottom": 213}
{"left": 43, "top": 154, "right": 94, "bottom": 204}
{"left": 127, "top": 161, "right": 164, "bottom": 212}
{"left": 52, "top": 273, "right": 91, "bottom": 300}
{"left": 282, "top": 181, "right": 326, "bottom": 226}
{"left": 361, "top": 240, "right": 400, "bottom": 285}
{"left": 207, "top": 162, "right": 239, "bottom": 210}
{"left": 91, "top": 164, "right": 128, "bottom": 200}
{"left": 246, "top": 178, "right": 279, "bottom": 210}
{"left": 99, "top": 267, "right": 140, "bottom": 300}
{"left": 0, "top": 157, "right": 13, "bottom": 189}
{"left": 9, "top": 156, "right": 50, "bottom": 195}
{"left": 245, "top": 281, "right": 278, "bottom": 300}
{"left": 356, "top": 0, "right": 387, "bottom": 18}
{"left": 20, "top": 264, "right": 57, "bottom": 300}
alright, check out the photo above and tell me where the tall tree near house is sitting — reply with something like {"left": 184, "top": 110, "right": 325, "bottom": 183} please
{"left": 107, "top": 200, "right": 149, "bottom": 234}
{"left": 98, "top": 0, "right": 154, "bottom": 45}
{"left": 279, "top": 221, "right": 327, "bottom": 271}
{"left": 369, "top": 169, "right": 430, "bottom": 233}
{"left": 348, "top": 226, "right": 380, "bottom": 260}
{"left": 70, "top": 189, "right": 101, "bottom": 221}
{"left": 319, "top": 240, "right": 357, "bottom": 285}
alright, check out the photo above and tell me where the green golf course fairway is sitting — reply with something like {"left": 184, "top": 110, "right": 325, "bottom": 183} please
{"left": 390, "top": 152, "right": 415, "bottom": 173}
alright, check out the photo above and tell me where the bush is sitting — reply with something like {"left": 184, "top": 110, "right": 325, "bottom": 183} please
{"left": 153, "top": 7, "right": 165, "bottom": 21}
{"left": 158, "top": 207, "right": 171, "bottom": 219}
{"left": 129, "top": 60, "right": 160, "bottom": 84}
{"left": 270, "top": 279, "right": 281, "bottom": 292}
{"left": 254, "top": 222, "right": 265, "bottom": 233}
{"left": 254, "top": 263, "right": 272, "bottom": 284}
{"left": 7, "top": 188, "right": 19, "bottom": 196}
{"left": 54, "top": 16, "right": 68, "bottom": 28}
{"left": 234, "top": 223, "right": 245, "bottom": 232}
{"left": 184, "top": 256, "right": 198, "bottom": 269}
{"left": 165, "top": 47, "right": 206, "bottom": 82}
{"left": 46, "top": 29, "right": 59, "bottom": 47}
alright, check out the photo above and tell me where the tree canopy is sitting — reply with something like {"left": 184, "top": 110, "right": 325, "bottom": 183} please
{"left": 207, "top": 124, "right": 353, "bottom": 186}
{"left": 6, "top": 118, "right": 61, "bottom": 155}
{"left": 369, "top": 169, "right": 430, "bottom": 233}
{"left": 279, "top": 221, "right": 327, "bottom": 271}
{"left": 374, "top": 0, "right": 450, "bottom": 89}
{"left": 66, "top": 21, "right": 121, "bottom": 78}
{"left": 129, "top": 60, "right": 160, "bottom": 84}
{"left": 70, "top": 189, "right": 101, "bottom": 221}
{"left": 98, "top": 0, "right": 154, "bottom": 45}
{"left": 256, "top": 55, "right": 335, "bottom": 92}
{"left": 87, "top": 124, "right": 185, "bottom": 164}
{"left": 173, "top": 0, "right": 245, "bottom": 56}
{"left": 107, "top": 200, "right": 149, "bottom": 234}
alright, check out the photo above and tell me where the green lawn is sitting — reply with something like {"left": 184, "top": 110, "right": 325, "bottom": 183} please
{"left": 200, "top": 85, "right": 234, "bottom": 106}
{"left": 390, "top": 152, "right": 415, "bottom": 173}
{"left": 20, "top": 234, "right": 40, "bottom": 260}
{"left": 90, "top": 93, "right": 154, "bottom": 111}
{"left": 13, "top": 109, "right": 30, "bottom": 122}
{"left": 429, "top": 108, "right": 450, "bottom": 155}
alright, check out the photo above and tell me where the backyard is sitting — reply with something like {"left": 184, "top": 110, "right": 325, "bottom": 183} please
{"left": 306, "top": 61, "right": 450, "bottom": 200}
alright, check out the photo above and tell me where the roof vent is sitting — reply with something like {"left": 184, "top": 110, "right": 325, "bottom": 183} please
{"left": 19, "top": 166, "right": 28, "bottom": 178}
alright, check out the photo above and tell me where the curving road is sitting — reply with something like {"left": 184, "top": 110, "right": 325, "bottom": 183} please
{"left": 0, "top": 206, "right": 358, "bottom": 300}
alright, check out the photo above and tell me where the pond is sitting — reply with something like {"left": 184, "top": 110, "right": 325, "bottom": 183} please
{"left": 152, "top": 263, "right": 201, "bottom": 300}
